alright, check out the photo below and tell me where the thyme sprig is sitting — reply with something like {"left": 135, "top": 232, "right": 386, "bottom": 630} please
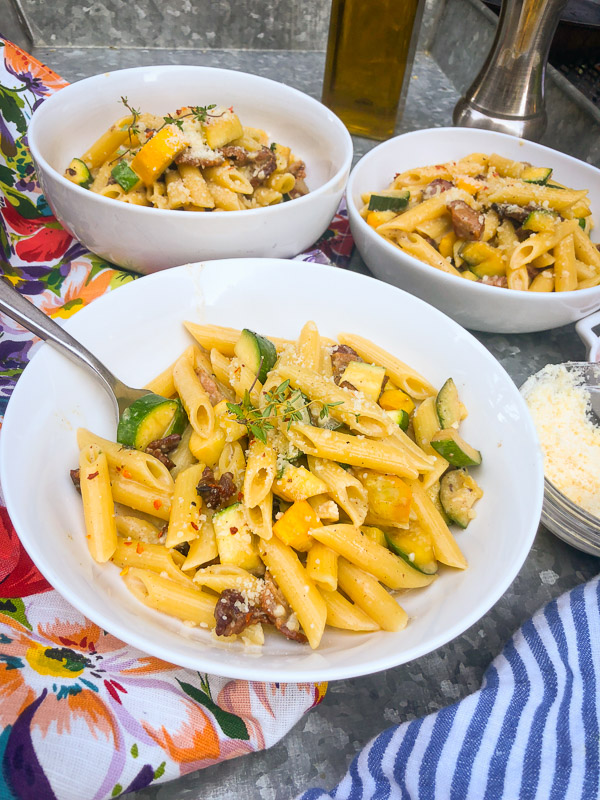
{"left": 226, "top": 380, "right": 343, "bottom": 444}
{"left": 112, "top": 99, "right": 225, "bottom": 166}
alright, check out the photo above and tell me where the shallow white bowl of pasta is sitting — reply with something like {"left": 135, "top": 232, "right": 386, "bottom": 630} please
{"left": 0, "top": 259, "right": 543, "bottom": 681}
{"left": 28, "top": 65, "right": 352, "bottom": 273}
{"left": 347, "top": 128, "right": 600, "bottom": 334}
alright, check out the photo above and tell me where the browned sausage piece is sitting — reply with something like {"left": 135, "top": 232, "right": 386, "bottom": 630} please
{"left": 447, "top": 200, "right": 484, "bottom": 241}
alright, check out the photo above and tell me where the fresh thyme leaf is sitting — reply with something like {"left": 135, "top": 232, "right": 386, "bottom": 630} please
{"left": 270, "top": 142, "right": 277, "bottom": 152}
{"left": 249, "top": 423, "right": 267, "bottom": 444}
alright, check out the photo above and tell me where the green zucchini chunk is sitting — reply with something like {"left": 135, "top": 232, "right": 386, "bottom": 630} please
{"left": 578, "top": 218, "right": 586, "bottom": 230}
{"left": 522, "top": 208, "right": 559, "bottom": 233}
{"left": 521, "top": 166, "right": 552, "bottom": 185}
{"left": 234, "top": 329, "right": 277, "bottom": 383}
{"left": 460, "top": 241, "right": 505, "bottom": 278}
{"left": 385, "top": 529, "right": 438, "bottom": 575}
{"left": 64, "top": 158, "right": 92, "bottom": 189}
{"left": 430, "top": 429, "right": 482, "bottom": 467}
{"left": 368, "top": 190, "right": 410, "bottom": 213}
{"left": 440, "top": 468, "right": 484, "bottom": 528}
{"left": 436, "top": 378, "right": 460, "bottom": 429}
{"left": 117, "top": 394, "right": 187, "bottom": 451}
{"left": 111, "top": 160, "right": 141, "bottom": 192}
{"left": 386, "top": 408, "right": 410, "bottom": 432}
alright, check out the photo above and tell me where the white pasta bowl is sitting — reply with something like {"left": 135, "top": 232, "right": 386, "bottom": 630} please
{"left": 347, "top": 127, "right": 600, "bottom": 334}
{"left": 28, "top": 65, "right": 352, "bottom": 273}
{"left": 0, "top": 259, "right": 543, "bottom": 681}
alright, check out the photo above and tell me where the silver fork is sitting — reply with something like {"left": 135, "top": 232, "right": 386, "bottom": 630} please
{"left": 0, "top": 277, "right": 150, "bottom": 420}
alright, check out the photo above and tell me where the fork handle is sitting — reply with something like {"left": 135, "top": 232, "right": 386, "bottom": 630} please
{"left": 0, "top": 277, "right": 119, "bottom": 416}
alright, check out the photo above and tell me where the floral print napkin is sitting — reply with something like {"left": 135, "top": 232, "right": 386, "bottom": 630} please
{"left": 0, "top": 38, "right": 349, "bottom": 800}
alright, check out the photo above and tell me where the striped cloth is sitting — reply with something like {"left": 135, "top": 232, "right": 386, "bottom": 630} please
{"left": 298, "top": 575, "right": 600, "bottom": 800}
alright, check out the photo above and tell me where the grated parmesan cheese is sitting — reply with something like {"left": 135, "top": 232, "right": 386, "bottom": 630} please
{"left": 523, "top": 364, "right": 600, "bottom": 517}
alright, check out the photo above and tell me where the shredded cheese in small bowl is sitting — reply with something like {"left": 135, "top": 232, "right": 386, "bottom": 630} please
{"left": 521, "top": 362, "right": 600, "bottom": 555}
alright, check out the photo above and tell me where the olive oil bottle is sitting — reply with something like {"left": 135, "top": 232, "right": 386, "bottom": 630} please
{"left": 322, "top": 0, "right": 423, "bottom": 140}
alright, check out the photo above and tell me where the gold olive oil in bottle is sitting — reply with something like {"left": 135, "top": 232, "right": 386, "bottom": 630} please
{"left": 322, "top": 0, "right": 422, "bottom": 140}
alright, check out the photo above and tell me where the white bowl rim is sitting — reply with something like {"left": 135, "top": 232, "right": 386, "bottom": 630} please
{"left": 0, "top": 257, "right": 544, "bottom": 682}
{"left": 29, "top": 64, "right": 353, "bottom": 219}
{"left": 346, "top": 126, "right": 600, "bottom": 301}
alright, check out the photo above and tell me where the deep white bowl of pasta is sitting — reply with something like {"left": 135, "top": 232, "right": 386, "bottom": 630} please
{"left": 27, "top": 65, "right": 352, "bottom": 273}
{"left": 0, "top": 259, "right": 543, "bottom": 681}
{"left": 347, "top": 128, "right": 600, "bottom": 334}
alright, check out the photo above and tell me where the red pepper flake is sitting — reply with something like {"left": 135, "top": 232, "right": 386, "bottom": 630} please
{"left": 190, "top": 521, "right": 199, "bottom": 531}
{"left": 87, "top": 471, "right": 99, "bottom": 480}
{"left": 228, "top": 105, "right": 234, "bottom": 113}
{"left": 123, "top": 541, "right": 133, "bottom": 546}
{"left": 153, "top": 499, "right": 163, "bottom": 510}
{"left": 122, "top": 469, "right": 132, "bottom": 479}
{"left": 116, "top": 465, "right": 122, "bottom": 472}
{"left": 230, "top": 527, "right": 238, "bottom": 535}
{"left": 86, "top": 535, "right": 91, "bottom": 539}
{"left": 237, "top": 491, "right": 244, "bottom": 502}
{"left": 136, "top": 543, "right": 144, "bottom": 554}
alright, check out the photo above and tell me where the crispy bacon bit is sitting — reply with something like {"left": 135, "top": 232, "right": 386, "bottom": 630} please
{"left": 491, "top": 202, "right": 533, "bottom": 225}
{"left": 196, "top": 467, "right": 237, "bottom": 510}
{"left": 87, "top": 471, "right": 99, "bottom": 480}
{"left": 219, "top": 145, "right": 251, "bottom": 165}
{"left": 447, "top": 200, "right": 484, "bottom": 241}
{"left": 422, "top": 178, "right": 454, "bottom": 199}
{"left": 213, "top": 573, "right": 308, "bottom": 642}
{"left": 214, "top": 589, "right": 260, "bottom": 637}
{"left": 70, "top": 469, "right": 81, "bottom": 492}
{"left": 175, "top": 151, "right": 225, "bottom": 169}
{"left": 248, "top": 146, "right": 277, "bottom": 188}
{"left": 145, "top": 434, "right": 181, "bottom": 470}
{"left": 196, "top": 368, "right": 225, "bottom": 406}
{"left": 481, "top": 274, "right": 508, "bottom": 288}
{"left": 287, "top": 160, "right": 306, "bottom": 181}
{"left": 331, "top": 344, "right": 363, "bottom": 385}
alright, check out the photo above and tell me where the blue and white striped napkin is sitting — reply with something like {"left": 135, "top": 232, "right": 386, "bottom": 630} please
{"left": 298, "top": 575, "right": 600, "bottom": 800}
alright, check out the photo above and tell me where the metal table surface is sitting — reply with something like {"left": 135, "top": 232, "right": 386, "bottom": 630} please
{"left": 30, "top": 46, "right": 600, "bottom": 800}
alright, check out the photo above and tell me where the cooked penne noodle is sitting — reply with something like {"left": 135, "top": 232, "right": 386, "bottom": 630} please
{"left": 79, "top": 444, "right": 118, "bottom": 563}
{"left": 321, "top": 588, "right": 380, "bottom": 631}
{"left": 112, "top": 539, "right": 193, "bottom": 585}
{"left": 165, "top": 463, "right": 206, "bottom": 548}
{"left": 307, "top": 456, "right": 368, "bottom": 526}
{"left": 310, "top": 524, "right": 435, "bottom": 589}
{"left": 306, "top": 541, "right": 338, "bottom": 591}
{"left": 337, "top": 558, "right": 408, "bottom": 632}
{"left": 173, "top": 355, "right": 215, "bottom": 438}
{"left": 259, "top": 537, "right": 327, "bottom": 649}
{"left": 123, "top": 568, "right": 217, "bottom": 627}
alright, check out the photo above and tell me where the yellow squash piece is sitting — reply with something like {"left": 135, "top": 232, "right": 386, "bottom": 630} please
{"left": 379, "top": 389, "right": 415, "bottom": 414}
{"left": 361, "top": 470, "right": 412, "bottom": 526}
{"left": 130, "top": 125, "right": 187, "bottom": 186}
{"left": 273, "top": 500, "right": 321, "bottom": 551}
{"left": 273, "top": 464, "right": 328, "bottom": 502}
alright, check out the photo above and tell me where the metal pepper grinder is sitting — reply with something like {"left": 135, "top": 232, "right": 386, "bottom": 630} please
{"left": 453, "top": 0, "right": 568, "bottom": 140}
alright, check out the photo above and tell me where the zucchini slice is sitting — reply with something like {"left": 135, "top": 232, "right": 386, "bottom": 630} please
{"left": 522, "top": 208, "right": 559, "bottom": 233}
{"left": 385, "top": 528, "right": 438, "bottom": 575}
{"left": 521, "top": 166, "right": 552, "bottom": 185}
{"left": 111, "top": 160, "right": 141, "bottom": 192}
{"left": 436, "top": 378, "right": 460, "bottom": 429}
{"left": 368, "top": 190, "right": 410, "bottom": 213}
{"left": 340, "top": 361, "right": 386, "bottom": 401}
{"left": 430, "top": 429, "right": 482, "bottom": 467}
{"left": 440, "top": 468, "right": 484, "bottom": 528}
{"left": 578, "top": 218, "right": 587, "bottom": 230}
{"left": 234, "top": 329, "right": 277, "bottom": 384}
{"left": 460, "top": 241, "right": 505, "bottom": 278}
{"left": 386, "top": 408, "right": 410, "bottom": 432}
{"left": 117, "top": 394, "right": 187, "bottom": 450}
{"left": 64, "top": 158, "right": 93, "bottom": 189}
